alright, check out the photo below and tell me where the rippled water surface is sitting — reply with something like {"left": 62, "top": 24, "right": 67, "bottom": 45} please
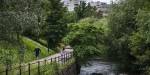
{"left": 79, "top": 60, "right": 118, "bottom": 75}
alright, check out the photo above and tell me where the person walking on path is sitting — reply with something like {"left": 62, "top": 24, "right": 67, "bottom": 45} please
{"left": 60, "top": 47, "right": 65, "bottom": 63}
{"left": 60, "top": 47, "right": 65, "bottom": 57}
{"left": 34, "top": 48, "right": 41, "bottom": 59}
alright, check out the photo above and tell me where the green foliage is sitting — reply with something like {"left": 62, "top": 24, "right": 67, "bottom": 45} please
{"left": 108, "top": 0, "right": 150, "bottom": 74}
{"left": 63, "top": 18, "right": 108, "bottom": 63}
{"left": 0, "top": 12, "right": 19, "bottom": 44}
{"left": 0, "top": 41, "right": 19, "bottom": 66}
{"left": 0, "top": 0, "right": 49, "bottom": 71}
{"left": 38, "top": 39, "right": 48, "bottom": 47}
{"left": 63, "top": 11, "right": 77, "bottom": 23}
{"left": 43, "top": 0, "right": 68, "bottom": 50}
{"left": 74, "top": 1, "right": 97, "bottom": 20}
{"left": 129, "top": 7, "right": 150, "bottom": 74}
{"left": 93, "top": 18, "right": 109, "bottom": 33}
{"left": 0, "top": 0, "right": 44, "bottom": 40}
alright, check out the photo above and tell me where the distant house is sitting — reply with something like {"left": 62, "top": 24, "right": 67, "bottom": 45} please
{"left": 62, "top": 0, "right": 109, "bottom": 16}
{"left": 89, "top": 1, "right": 109, "bottom": 16}
{"left": 62, "top": 0, "right": 81, "bottom": 11}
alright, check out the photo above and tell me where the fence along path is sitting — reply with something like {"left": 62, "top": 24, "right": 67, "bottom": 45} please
{"left": 28, "top": 46, "right": 73, "bottom": 65}
{"left": 0, "top": 46, "right": 74, "bottom": 75}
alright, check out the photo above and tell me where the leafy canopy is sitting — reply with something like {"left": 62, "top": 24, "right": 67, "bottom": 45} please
{"left": 63, "top": 18, "right": 108, "bottom": 62}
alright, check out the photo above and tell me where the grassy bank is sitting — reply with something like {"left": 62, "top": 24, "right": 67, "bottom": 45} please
{"left": 22, "top": 37, "right": 54, "bottom": 62}
{"left": 0, "top": 36, "right": 55, "bottom": 72}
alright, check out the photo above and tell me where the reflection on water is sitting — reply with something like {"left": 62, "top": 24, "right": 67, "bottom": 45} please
{"left": 79, "top": 60, "right": 118, "bottom": 75}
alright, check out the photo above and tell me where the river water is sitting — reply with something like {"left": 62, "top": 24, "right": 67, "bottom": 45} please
{"left": 79, "top": 59, "right": 118, "bottom": 75}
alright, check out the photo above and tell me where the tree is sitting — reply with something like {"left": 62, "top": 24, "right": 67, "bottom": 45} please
{"left": 43, "top": 0, "right": 67, "bottom": 51}
{"left": 63, "top": 11, "right": 77, "bottom": 23}
{"left": 0, "top": 0, "right": 43, "bottom": 68}
{"left": 74, "top": 1, "right": 97, "bottom": 20}
{"left": 63, "top": 18, "right": 108, "bottom": 63}
{"left": 129, "top": 2, "right": 150, "bottom": 74}
{"left": 108, "top": 0, "right": 150, "bottom": 74}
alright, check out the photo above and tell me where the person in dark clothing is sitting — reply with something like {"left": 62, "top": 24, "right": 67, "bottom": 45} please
{"left": 34, "top": 48, "right": 41, "bottom": 59}
{"left": 63, "top": 47, "right": 65, "bottom": 51}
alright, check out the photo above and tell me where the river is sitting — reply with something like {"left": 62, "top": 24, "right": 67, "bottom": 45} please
{"left": 79, "top": 59, "right": 119, "bottom": 75}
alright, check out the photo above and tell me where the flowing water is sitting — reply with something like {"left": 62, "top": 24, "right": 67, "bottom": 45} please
{"left": 79, "top": 59, "right": 118, "bottom": 75}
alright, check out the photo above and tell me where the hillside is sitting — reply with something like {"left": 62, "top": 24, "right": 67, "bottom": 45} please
{"left": 22, "top": 37, "right": 55, "bottom": 62}
{"left": 0, "top": 37, "right": 55, "bottom": 65}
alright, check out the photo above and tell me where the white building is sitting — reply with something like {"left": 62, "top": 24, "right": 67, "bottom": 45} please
{"left": 89, "top": 1, "right": 109, "bottom": 16}
{"left": 62, "top": 0, "right": 109, "bottom": 16}
{"left": 62, "top": 0, "right": 82, "bottom": 11}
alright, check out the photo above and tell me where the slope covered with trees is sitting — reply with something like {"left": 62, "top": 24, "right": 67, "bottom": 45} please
{"left": 107, "top": 0, "right": 150, "bottom": 74}
{"left": 0, "top": 0, "right": 149, "bottom": 74}
{"left": 0, "top": 0, "right": 66, "bottom": 70}
{"left": 43, "top": 0, "right": 68, "bottom": 51}
{"left": 63, "top": 0, "right": 150, "bottom": 74}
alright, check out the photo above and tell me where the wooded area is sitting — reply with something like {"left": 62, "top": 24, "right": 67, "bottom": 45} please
{"left": 0, "top": 0, "right": 150, "bottom": 75}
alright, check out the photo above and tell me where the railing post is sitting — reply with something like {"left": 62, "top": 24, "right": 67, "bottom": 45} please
{"left": 66, "top": 53, "right": 68, "bottom": 62}
{"left": 19, "top": 64, "right": 22, "bottom": 75}
{"left": 44, "top": 59, "right": 47, "bottom": 65}
{"left": 66, "top": 53, "right": 67, "bottom": 62}
{"left": 61, "top": 54, "right": 63, "bottom": 64}
{"left": 28, "top": 63, "right": 30, "bottom": 75}
{"left": 51, "top": 58, "right": 52, "bottom": 63}
{"left": 69, "top": 52, "right": 70, "bottom": 59}
{"left": 58, "top": 57, "right": 59, "bottom": 63}
{"left": 54, "top": 57, "right": 56, "bottom": 62}
{"left": 67, "top": 53, "right": 69, "bottom": 60}
{"left": 64, "top": 54, "right": 66, "bottom": 64}
{"left": 71, "top": 52, "right": 73, "bottom": 58}
{"left": 6, "top": 66, "right": 8, "bottom": 75}
{"left": 70, "top": 52, "right": 72, "bottom": 58}
{"left": 38, "top": 61, "right": 40, "bottom": 75}
{"left": 44, "top": 60, "right": 47, "bottom": 74}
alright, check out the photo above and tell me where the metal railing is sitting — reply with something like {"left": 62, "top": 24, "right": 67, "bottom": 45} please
{"left": 0, "top": 52, "right": 74, "bottom": 75}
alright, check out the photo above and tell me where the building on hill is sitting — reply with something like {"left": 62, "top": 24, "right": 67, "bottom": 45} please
{"left": 90, "top": 1, "right": 109, "bottom": 16}
{"left": 62, "top": 0, "right": 109, "bottom": 16}
{"left": 62, "top": 0, "right": 82, "bottom": 11}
